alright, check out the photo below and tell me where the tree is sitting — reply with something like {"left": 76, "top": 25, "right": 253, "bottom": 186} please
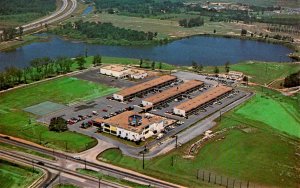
{"left": 224, "top": 61, "right": 230, "bottom": 73}
{"left": 214, "top": 66, "right": 219, "bottom": 74}
{"left": 15, "top": 68, "right": 23, "bottom": 83}
{"left": 93, "top": 55, "right": 102, "bottom": 66}
{"left": 241, "top": 29, "right": 247, "bottom": 36}
{"left": 159, "top": 62, "right": 162, "bottom": 69}
{"left": 243, "top": 76, "right": 249, "bottom": 85}
{"left": 18, "top": 26, "right": 24, "bottom": 38}
{"left": 49, "top": 117, "right": 68, "bottom": 132}
{"left": 198, "top": 64, "right": 203, "bottom": 72}
{"left": 213, "top": 29, "right": 216, "bottom": 33}
{"left": 140, "top": 58, "right": 143, "bottom": 68}
{"left": 192, "top": 61, "right": 198, "bottom": 70}
{"left": 151, "top": 61, "right": 156, "bottom": 70}
{"left": 75, "top": 56, "right": 86, "bottom": 70}
{"left": 283, "top": 71, "right": 300, "bottom": 88}
{"left": 23, "top": 67, "right": 32, "bottom": 84}
{"left": 0, "top": 72, "right": 5, "bottom": 90}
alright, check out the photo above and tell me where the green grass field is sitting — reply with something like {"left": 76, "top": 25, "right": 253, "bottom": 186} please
{"left": 0, "top": 77, "right": 119, "bottom": 152}
{"left": 69, "top": 13, "right": 239, "bottom": 39}
{"left": 235, "top": 93, "right": 300, "bottom": 138}
{"left": 231, "top": 61, "right": 300, "bottom": 85}
{"left": 200, "top": 61, "right": 300, "bottom": 85}
{"left": 0, "top": 142, "right": 55, "bottom": 160}
{"left": 0, "top": 158, "right": 42, "bottom": 188}
{"left": 98, "top": 88, "right": 300, "bottom": 187}
{"left": 76, "top": 168, "right": 150, "bottom": 188}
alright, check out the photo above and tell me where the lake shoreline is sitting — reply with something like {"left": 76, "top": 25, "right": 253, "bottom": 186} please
{"left": 0, "top": 32, "right": 294, "bottom": 70}
{"left": 1, "top": 30, "right": 297, "bottom": 55}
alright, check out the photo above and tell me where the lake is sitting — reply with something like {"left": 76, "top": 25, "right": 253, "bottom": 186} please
{"left": 0, "top": 35, "right": 293, "bottom": 70}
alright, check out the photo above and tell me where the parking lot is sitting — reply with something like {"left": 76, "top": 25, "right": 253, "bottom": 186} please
{"left": 38, "top": 71, "right": 248, "bottom": 151}
{"left": 73, "top": 69, "right": 159, "bottom": 88}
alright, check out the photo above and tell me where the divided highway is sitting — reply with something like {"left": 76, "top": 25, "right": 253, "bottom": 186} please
{"left": 21, "top": 0, "right": 77, "bottom": 32}
{"left": 0, "top": 150, "right": 126, "bottom": 188}
{"left": 0, "top": 137, "right": 182, "bottom": 188}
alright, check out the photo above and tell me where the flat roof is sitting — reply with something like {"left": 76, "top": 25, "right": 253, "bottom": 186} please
{"left": 116, "top": 75, "right": 177, "bottom": 97}
{"left": 143, "top": 80, "right": 204, "bottom": 105}
{"left": 101, "top": 65, "right": 128, "bottom": 72}
{"left": 174, "top": 86, "right": 233, "bottom": 112}
{"left": 93, "top": 111, "right": 164, "bottom": 133}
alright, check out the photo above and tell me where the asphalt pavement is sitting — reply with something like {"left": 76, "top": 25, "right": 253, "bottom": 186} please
{"left": 37, "top": 71, "right": 251, "bottom": 160}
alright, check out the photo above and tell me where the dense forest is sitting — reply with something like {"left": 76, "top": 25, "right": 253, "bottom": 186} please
{"left": 0, "top": 0, "right": 56, "bottom": 15}
{"left": 94, "top": 0, "right": 183, "bottom": 16}
{"left": 0, "top": 0, "right": 56, "bottom": 27}
{"left": 52, "top": 21, "right": 158, "bottom": 45}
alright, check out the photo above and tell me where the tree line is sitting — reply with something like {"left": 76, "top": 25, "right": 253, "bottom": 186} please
{"left": 94, "top": 0, "right": 183, "bottom": 17}
{"left": 179, "top": 17, "right": 204, "bottom": 28}
{"left": 0, "top": 0, "right": 56, "bottom": 16}
{"left": 53, "top": 21, "right": 157, "bottom": 43}
{"left": 0, "top": 55, "right": 103, "bottom": 91}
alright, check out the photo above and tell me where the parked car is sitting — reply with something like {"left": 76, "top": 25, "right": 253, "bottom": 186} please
{"left": 156, "top": 133, "right": 164, "bottom": 140}
{"left": 102, "top": 109, "right": 108, "bottom": 112}
{"left": 80, "top": 122, "right": 91, "bottom": 129}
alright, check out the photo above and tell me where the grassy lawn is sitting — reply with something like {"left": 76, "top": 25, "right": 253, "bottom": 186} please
{"left": 200, "top": 61, "right": 300, "bottom": 85}
{"left": 231, "top": 61, "right": 300, "bottom": 85}
{"left": 76, "top": 168, "right": 150, "bottom": 188}
{"left": 0, "top": 158, "right": 42, "bottom": 188}
{"left": 0, "top": 77, "right": 119, "bottom": 152}
{"left": 235, "top": 91, "right": 300, "bottom": 138}
{"left": 0, "top": 142, "right": 55, "bottom": 160}
{"left": 98, "top": 88, "right": 300, "bottom": 187}
{"left": 69, "top": 13, "right": 239, "bottom": 38}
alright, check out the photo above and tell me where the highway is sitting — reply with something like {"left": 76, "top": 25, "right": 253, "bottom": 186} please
{"left": 0, "top": 137, "right": 182, "bottom": 188}
{"left": 0, "top": 150, "right": 126, "bottom": 188}
{"left": 20, "top": 0, "right": 77, "bottom": 32}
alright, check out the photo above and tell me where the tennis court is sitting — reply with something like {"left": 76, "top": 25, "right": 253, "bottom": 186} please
{"left": 23, "top": 101, "right": 67, "bottom": 116}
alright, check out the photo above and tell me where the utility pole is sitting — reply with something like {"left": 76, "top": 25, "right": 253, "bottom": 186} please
{"left": 32, "top": 160, "right": 34, "bottom": 172}
{"left": 142, "top": 152, "right": 145, "bottom": 169}
{"left": 98, "top": 176, "right": 101, "bottom": 188}
{"left": 65, "top": 141, "right": 68, "bottom": 152}
{"left": 219, "top": 110, "right": 222, "bottom": 121}
{"left": 39, "top": 133, "right": 41, "bottom": 144}
{"left": 175, "top": 135, "right": 178, "bottom": 148}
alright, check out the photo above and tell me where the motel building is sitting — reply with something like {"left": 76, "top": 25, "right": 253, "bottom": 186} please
{"left": 173, "top": 85, "right": 233, "bottom": 117}
{"left": 113, "top": 75, "right": 177, "bottom": 102}
{"left": 93, "top": 111, "right": 167, "bottom": 142}
{"left": 141, "top": 80, "right": 204, "bottom": 108}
